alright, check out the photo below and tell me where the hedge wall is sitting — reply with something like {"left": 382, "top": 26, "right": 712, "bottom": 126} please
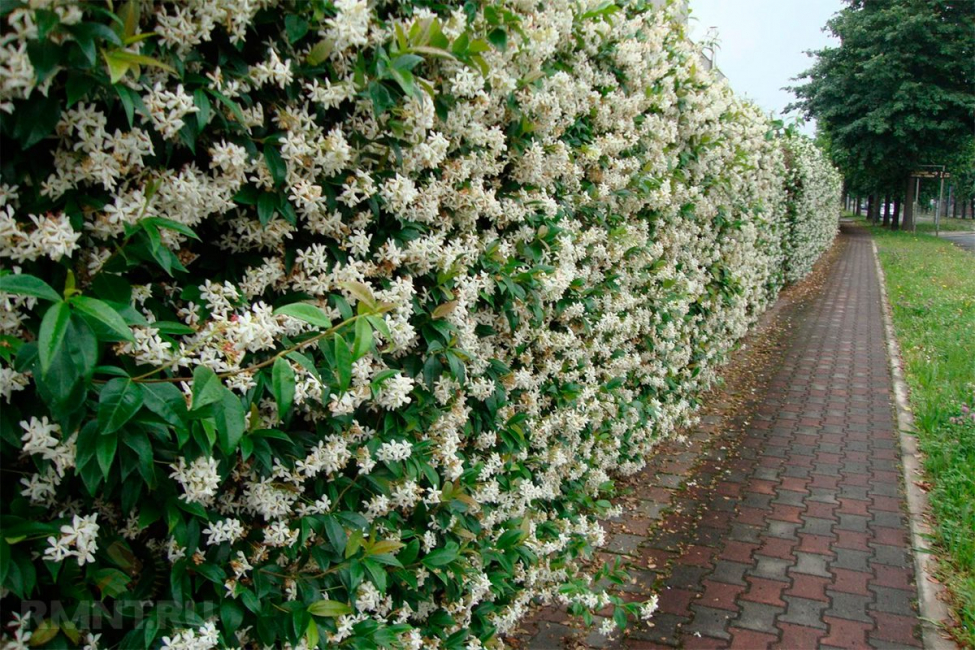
{"left": 0, "top": 1, "right": 839, "bottom": 648}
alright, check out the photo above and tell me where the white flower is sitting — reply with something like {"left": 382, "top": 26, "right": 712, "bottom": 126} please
{"left": 169, "top": 456, "right": 222, "bottom": 506}
{"left": 144, "top": 83, "right": 199, "bottom": 140}
{"left": 376, "top": 373, "right": 414, "bottom": 410}
{"left": 375, "top": 440, "right": 412, "bottom": 463}
{"left": 203, "top": 518, "right": 245, "bottom": 546}
{"left": 43, "top": 513, "right": 99, "bottom": 566}
{"left": 640, "top": 594, "right": 660, "bottom": 620}
{"left": 159, "top": 620, "right": 219, "bottom": 650}
{"left": 19, "top": 416, "right": 60, "bottom": 456}
{"left": 326, "top": 0, "right": 371, "bottom": 52}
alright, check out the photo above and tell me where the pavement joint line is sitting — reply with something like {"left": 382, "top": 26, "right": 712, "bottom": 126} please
{"left": 870, "top": 239, "right": 957, "bottom": 650}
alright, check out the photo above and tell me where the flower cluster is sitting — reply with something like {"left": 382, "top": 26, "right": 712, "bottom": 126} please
{"left": 0, "top": 1, "right": 839, "bottom": 648}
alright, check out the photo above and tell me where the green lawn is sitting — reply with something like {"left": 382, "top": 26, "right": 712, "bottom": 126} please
{"left": 912, "top": 215, "right": 975, "bottom": 234}
{"left": 865, "top": 218, "right": 975, "bottom": 645}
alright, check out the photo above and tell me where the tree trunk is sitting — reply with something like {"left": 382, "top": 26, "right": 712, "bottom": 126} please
{"left": 855, "top": 196, "right": 862, "bottom": 216}
{"left": 867, "top": 195, "right": 875, "bottom": 222}
{"left": 902, "top": 176, "right": 916, "bottom": 231}
{"left": 882, "top": 194, "right": 891, "bottom": 226}
{"left": 892, "top": 198, "right": 901, "bottom": 230}
{"left": 963, "top": 198, "right": 969, "bottom": 220}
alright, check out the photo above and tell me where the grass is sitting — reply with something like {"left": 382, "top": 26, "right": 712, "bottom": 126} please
{"left": 859, "top": 215, "right": 975, "bottom": 644}
{"left": 857, "top": 211, "right": 975, "bottom": 233}
{"left": 913, "top": 215, "right": 975, "bottom": 234}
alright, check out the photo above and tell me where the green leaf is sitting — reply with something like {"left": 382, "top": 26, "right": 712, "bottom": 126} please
{"left": 366, "top": 81, "right": 395, "bottom": 116}
{"left": 264, "top": 146, "right": 287, "bottom": 186}
{"left": 271, "top": 357, "right": 295, "bottom": 421}
{"left": 71, "top": 296, "right": 134, "bottom": 342}
{"left": 488, "top": 28, "right": 508, "bottom": 51}
{"left": 352, "top": 316, "right": 372, "bottom": 361}
{"left": 214, "top": 388, "right": 246, "bottom": 455}
{"left": 257, "top": 192, "right": 277, "bottom": 226}
{"left": 191, "top": 366, "right": 224, "bottom": 410}
{"left": 193, "top": 89, "right": 211, "bottom": 131}
{"left": 14, "top": 95, "right": 61, "bottom": 149}
{"left": 285, "top": 14, "right": 309, "bottom": 44}
{"left": 274, "top": 303, "right": 332, "bottom": 328}
{"left": 96, "top": 430, "right": 117, "bottom": 478}
{"left": 38, "top": 302, "right": 71, "bottom": 373}
{"left": 363, "top": 558, "right": 387, "bottom": 593}
{"left": 307, "top": 39, "right": 332, "bottom": 66}
{"left": 334, "top": 334, "right": 352, "bottom": 392}
{"left": 0, "top": 274, "right": 61, "bottom": 302}
{"left": 210, "top": 89, "right": 247, "bottom": 127}
{"left": 27, "top": 40, "right": 60, "bottom": 84}
{"left": 392, "top": 54, "right": 423, "bottom": 72}
{"left": 142, "top": 217, "right": 200, "bottom": 241}
{"left": 0, "top": 537, "right": 9, "bottom": 585}
{"left": 103, "top": 49, "right": 175, "bottom": 84}
{"left": 65, "top": 71, "right": 97, "bottom": 106}
{"left": 221, "top": 600, "right": 244, "bottom": 633}
{"left": 143, "top": 382, "right": 189, "bottom": 429}
{"left": 422, "top": 542, "right": 459, "bottom": 568}
{"left": 61, "top": 316, "right": 97, "bottom": 382}
{"left": 304, "top": 620, "right": 319, "bottom": 649}
{"left": 307, "top": 600, "right": 351, "bottom": 618}
{"left": 102, "top": 50, "right": 131, "bottom": 84}
{"left": 98, "top": 378, "right": 144, "bottom": 435}
{"left": 338, "top": 281, "right": 377, "bottom": 310}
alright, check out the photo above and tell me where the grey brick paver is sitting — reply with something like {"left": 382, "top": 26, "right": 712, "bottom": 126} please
{"left": 518, "top": 226, "right": 922, "bottom": 648}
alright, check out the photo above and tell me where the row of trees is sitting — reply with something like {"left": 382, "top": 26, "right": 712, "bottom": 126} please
{"left": 791, "top": 0, "right": 974, "bottom": 229}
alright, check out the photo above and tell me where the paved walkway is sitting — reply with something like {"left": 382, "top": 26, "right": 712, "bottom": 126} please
{"left": 514, "top": 225, "right": 921, "bottom": 649}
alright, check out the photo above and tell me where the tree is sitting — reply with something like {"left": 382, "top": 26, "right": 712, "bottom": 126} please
{"left": 790, "top": 0, "right": 975, "bottom": 229}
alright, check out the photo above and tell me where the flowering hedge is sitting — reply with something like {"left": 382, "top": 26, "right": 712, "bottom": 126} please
{"left": 0, "top": 1, "right": 838, "bottom": 648}
{"left": 782, "top": 133, "right": 843, "bottom": 283}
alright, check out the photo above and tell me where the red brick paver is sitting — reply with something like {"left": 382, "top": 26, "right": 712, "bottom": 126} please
{"left": 515, "top": 227, "right": 921, "bottom": 648}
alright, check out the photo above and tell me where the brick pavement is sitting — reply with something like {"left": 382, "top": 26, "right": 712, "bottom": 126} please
{"left": 514, "top": 225, "right": 921, "bottom": 649}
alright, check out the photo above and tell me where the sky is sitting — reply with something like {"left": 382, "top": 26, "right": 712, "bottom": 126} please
{"left": 687, "top": 0, "right": 844, "bottom": 135}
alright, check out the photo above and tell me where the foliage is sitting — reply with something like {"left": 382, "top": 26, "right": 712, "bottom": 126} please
{"left": 782, "top": 134, "right": 844, "bottom": 282}
{"left": 871, "top": 224, "right": 975, "bottom": 645}
{"left": 790, "top": 0, "right": 975, "bottom": 198}
{"left": 0, "top": 1, "right": 839, "bottom": 648}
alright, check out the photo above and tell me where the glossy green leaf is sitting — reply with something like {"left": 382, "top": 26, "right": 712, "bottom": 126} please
{"left": 214, "top": 388, "right": 246, "bottom": 455}
{"left": 352, "top": 316, "right": 372, "bottom": 361}
{"left": 191, "top": 366, "right": 224, "bottom": 410}
{"left": 307, "top": 600, "right": 351, "bottom": 618}
{"left": 71, "top": 296, "right": 135, "bottom": 342}
{"left": 97, "top": 378, "right": 144, "bottom": 435}
{"left": 264, "top": 146, "right": 287, "bottom": 186}
{"left": 95, "top": 430, "right": 117, "bottom": 478}
{"left": 271, "top": 357, "right": 295, "bottom": 421}
{"left": 334, "top": 334, "right": 352, "bottom": 392}
{"left": 0, "top": 274, "right": 61, "bottom": 302}
{"left": 142, "top": 382, "right": 188, "bottom": 429}
{"left": 38, "top": 302, "right": 71, "bottom": 373}
{"left": 274, "top": 302, "right": 331, "bottom": 328}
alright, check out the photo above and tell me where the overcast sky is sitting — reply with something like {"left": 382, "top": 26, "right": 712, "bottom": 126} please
{"left": 687, "top": 0, "right": 844, "bottom": 134}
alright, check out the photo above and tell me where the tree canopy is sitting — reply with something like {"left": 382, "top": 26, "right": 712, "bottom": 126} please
{"left": 790, "top": 0, "right": 974, "bottom": 208}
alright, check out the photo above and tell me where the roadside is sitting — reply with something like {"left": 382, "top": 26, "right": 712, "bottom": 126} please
{"left": 935, "top": 231, "right": 974, "bottom": 255}
{"left": 865, "top": 219, "right": 975, "bottom": 647}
